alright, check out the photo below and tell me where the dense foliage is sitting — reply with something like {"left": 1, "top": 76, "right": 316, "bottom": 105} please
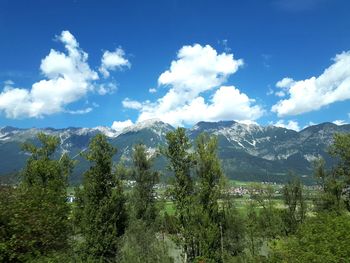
{"left": 74, "top": 134, "right": 128, "bottom": 261}
{"left": 270, "top": 213, "right": 350, "bottom": 262}
{"left": 0, "top": 131, "right": 349, "bottom": 262}
{"left": 0, "top": 133, "right": 72, "bottom": 262}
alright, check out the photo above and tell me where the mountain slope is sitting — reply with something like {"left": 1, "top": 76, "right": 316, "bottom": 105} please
{"left": 1, "top": 120, "right": 349, "bottom": 184}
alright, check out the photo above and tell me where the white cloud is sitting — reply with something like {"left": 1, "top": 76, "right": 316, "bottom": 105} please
{"left": 276, "top": 77, "right": 295, "bottom": 89}
{"left": 111, "top": 119, "right": 133, "bottom": 131}
{"left": 66, "top": 107, "right": 92, "bottom": 115}
{"left": 219, "top": 39, "right": 231, "bottom": 52}
{"left": 3, "top": 80, "right": 14, "bottom": 86}
{"left": 122, "top": 98, "right": 143, "bottom": 110}
{"left": 149, "top": 88, "right": 157, "bottom": 93}
{"left": 99, "top": 48, "right": 130, "bottom": 77}
{"left": 0, "top": 31, "right": 98, "bottom": 118}
{"left": 273, "top": 120, "right": 300, "bottom": 131}
{"left": 267, "top": 87, "right": 274, "bottom": 96}
{"left": 275, "top": 90, "right": 286, "bottom": 97}
{"left": 158, "top": 44, "right": 243, "bottom": 98}
{"left": 272, "top": 51, "right": 350, "bottom": 117}
{"left": 333, "top": 120, "right": 348, "bottom": 126}
{"left": 97, "top": 82, "right": 117, "bottom": 95}
{"left": 120, "top": 44, "right": 262, "bottom": 126}
{"left": 92, "top": 102, "right": 99, "bottom": 108}
{"left": 138, "top": 86, "right": 263, "bottom": 126}
{"left": 0, "top": 30, "right": 126, "bottom": 119}
{"left": 273, "top": 77, "right": 295, "bottom": 97}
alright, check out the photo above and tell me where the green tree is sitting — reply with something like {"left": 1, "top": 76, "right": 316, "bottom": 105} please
{"left": 163, "top": 128, "right": 196, "bottom": 261}
{"left": 193, "top": 134, "right": 223, "bottom": 262}
{"left": 270, "top": 213, "right": 350, "bottom": 262}
{"left": 196, "top": 134, "right": 247, "bottom": 261}
{"left": 0, "top": 133, "right": 73, "bottom": 262}
{"left": 313, "top": 158, "right": 345, "bottom": 213}
{"left": 245, "top": 201, "right": 263, "bottom": 260}
{"left": 120, "top": 144, "right": 173, "bottom": 262}
{"left": 330, "top": 133, "right": 350, "bottom": 174}
{"left": 163, "top": 127, "right": 194, "bottom": 198}
{"left": 0, "top": 185, "right": 16, "bottom": 262}
{"left": 329, "top": 133, "right": 350, "bottom": 211}
{"left": 131, "top": 144, "right": 159, "bottom": 224}
{"left": 74, "top": 134, "right": 127, "bottom": 262}
{"left": 120, "top": 219, "right": 173, "bottom": 263}
{"left": 220, "top": 199, "right": 246, "bottom": 261}
{"left": 196, "top": 134, "right": 222, "bottom": 218}
{"left": 250, "top": 184, "right": 283, "bottom": 240}
{"left": 281, "top": 176, "right": 307, "bottom": 235}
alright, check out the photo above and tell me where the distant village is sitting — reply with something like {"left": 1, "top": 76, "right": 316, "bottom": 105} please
{"left": 1, "top": 179, "right": 320, "bottom": 204}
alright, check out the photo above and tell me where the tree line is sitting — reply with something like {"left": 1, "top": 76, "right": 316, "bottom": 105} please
{"left": 1, "top": 129, "right": 350, "bottom": 262}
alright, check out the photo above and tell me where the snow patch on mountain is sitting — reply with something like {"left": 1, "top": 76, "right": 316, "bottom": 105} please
{"left": 120, "top": 118, "right": 174, "bottom": 137}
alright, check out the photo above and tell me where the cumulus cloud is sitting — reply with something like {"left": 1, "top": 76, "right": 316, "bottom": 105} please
{"left": 273, "top": 120, "right": 301, "bottom": 131}
{"left": 111, "top": 119, "right": 134, "bottom": 131}
{"left": 272, "top": 51, "right": 350, "bottom": 117}
{"left": 137, "top": 86, "right": 263, "bottom": 126}
{"left": 119, "top": 44, "right": 262, "bottom": 126}
{"left": 0, "top": 31, "right": 127, "bottom": 119}
{"left": 99, "top": 48, "right": 130, "bottom": 77}
{"left": 158, "top": 44, "right": 243, "bottom": 97}
{"left": 0, "top": 31, "right": 99, "bottom": 118}
{"left": 333, "top": 120, "right": 348, "bottom": 126}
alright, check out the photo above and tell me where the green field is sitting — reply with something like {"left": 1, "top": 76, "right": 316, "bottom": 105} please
{"left": 70, "top": 180, "right": 316, "bottom": 216}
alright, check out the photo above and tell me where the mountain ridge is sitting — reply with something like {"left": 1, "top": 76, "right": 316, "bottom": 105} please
{"left": 1, "top": 120, "right": 349, "bottom": 184}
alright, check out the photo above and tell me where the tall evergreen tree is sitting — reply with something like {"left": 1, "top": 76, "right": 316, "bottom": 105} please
{"left": 74, "top": 134, "right": 127, "bottom": 261}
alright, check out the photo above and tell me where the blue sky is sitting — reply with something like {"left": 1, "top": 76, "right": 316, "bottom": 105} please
{"left": 0, "top": 0, "right": 349, "bottom": 131}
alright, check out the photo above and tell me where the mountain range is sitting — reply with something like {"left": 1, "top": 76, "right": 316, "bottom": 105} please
{"left": 1, "top": 119, "right": 349, "bottom": 184}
